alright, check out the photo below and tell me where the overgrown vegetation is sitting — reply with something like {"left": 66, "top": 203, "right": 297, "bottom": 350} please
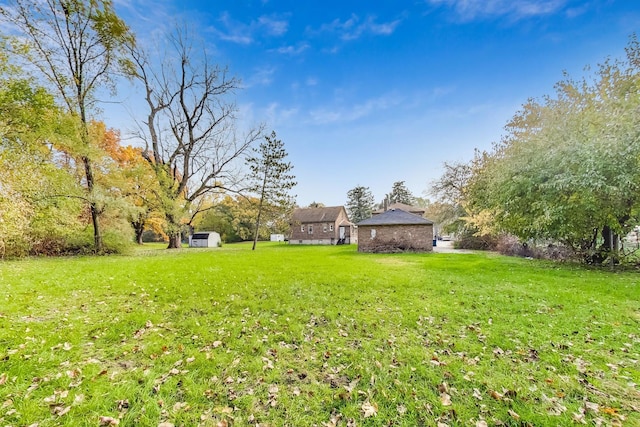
{"left": 431, "top": 36, "right": 640, "bottom": 266}
{"left": 0, "top": 1, "right": 285, "bottom": 256}
{"left": 1, "top": 244, "right": 638, "bottom": 426}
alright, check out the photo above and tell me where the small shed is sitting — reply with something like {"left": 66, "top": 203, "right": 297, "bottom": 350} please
{"left": 189, "top": 231, "right": 221, "bottom": 248}
{"left": 356, "top": 209, "right": 434, "bottom": 253}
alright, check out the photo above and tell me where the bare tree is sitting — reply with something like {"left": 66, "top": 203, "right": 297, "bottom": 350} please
{"left": 0, "top": 0, "right": 134, "bottom": 252}
{"left": 130, "top": 28, "right": 262, "bottom": 248}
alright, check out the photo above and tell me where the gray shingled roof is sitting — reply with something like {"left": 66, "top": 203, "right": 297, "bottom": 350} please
{"left": 291, "top": 206, "right": 349, "bottom": 223}
{"left": 356, "top": 209, "right": 433, "bottom": 226}
{"left": 373, "top": 203, "right": 426, "bottom": 215}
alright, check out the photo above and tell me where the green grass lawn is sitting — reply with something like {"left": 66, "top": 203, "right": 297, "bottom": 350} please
{"left": 1, "top": 243, "right": 639, "bottom": 426}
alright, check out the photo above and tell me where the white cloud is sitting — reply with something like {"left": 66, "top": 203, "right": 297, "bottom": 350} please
{"left": 209, "top": 12, "right": 289, "bottom": 45}
{"left": 244, "top": 66, "right": 277, "bottom": 87}
{"left": 427, "top": 0, "right": 568, "bottom": 21}
{"left": 272, "top": 42, "right": 310, "bottom": 55}
{"left": 308, "top": 93, "right": 403, "bottom": 125}
{"left": 258, "top": 16, "right": 289, "bottom": 36}
{"left": 316, "top": 14, "right": 402, "bottom": 41}
{"left": 264, "top": 102, "right": 300, "bottom": 126}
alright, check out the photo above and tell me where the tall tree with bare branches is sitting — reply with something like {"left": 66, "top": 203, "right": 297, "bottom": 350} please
{"left": 130, "top": 28, "right": 263, "bottom": 248}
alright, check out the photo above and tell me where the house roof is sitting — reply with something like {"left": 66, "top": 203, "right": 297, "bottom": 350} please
{"left": 357, "top": 209, "right": 434, "bottom": 226}
{"left": 291, "top": 206, "right": 350, "bottom": 224}
{"left": 373, "top": 202, "right": 426, "bottom": 215}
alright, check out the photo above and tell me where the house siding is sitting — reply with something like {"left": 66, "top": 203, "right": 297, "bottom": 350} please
{"left": 289, "top": 207, "right": 356, "bottom": 245}
{"left": 357, "top": 224, "right": 433, "bottom": 253}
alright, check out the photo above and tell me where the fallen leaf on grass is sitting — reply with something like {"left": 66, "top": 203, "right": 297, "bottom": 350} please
{"left": 116, "top": 399, "right": 129, "bottom": 411}
{"left": 440, "top": 392, "right": 452, "bottom": 406}
{"left": 173, "top": 402, "right": 189, "bottom": 412}
{"left": 573, "top": 407, "right": 587, "bottom": 424}
{"left": 99, "top": 416, "right": 120, "bottom": 426}
{"left": 324, "top": 413, "right": 342, "bottom": 427}
{"left": 345, "top": 377, "right": 360, "bottom": 393}
{"left": 489, "top": 390, "right": 502, "bottom": 400}
{"left": 475, "top": 421, "right": 488, "bottom": 427}
{"left": 214, "top": 406, "right": 233, "bottom": 415}
{"left": 542, "top": 394, "right": 567, "bottom": 415}
{"left": 473, "top": 388, "right": 483, "bottom": 400}
{"left": 362, "top": 400, "right": 378, "bottom": 418}
{"left": 0, "top": 373, "right": 7, "bottom": 385}
{"left": 262, "top": 357, "right": 274, "bottom": 370}
{"left": 508, "top": 409, "right": 520, "bottom": 420}
{"left": 50, "top": 405, "right": 71, "bottom": 416}
{"left": 397, "top": 404, "right": 407, "bottom": 415}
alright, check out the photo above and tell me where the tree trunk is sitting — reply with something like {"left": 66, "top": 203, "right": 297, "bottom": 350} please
{"left": 82, "top": 155, "right": 102, "bottom": 253}
{"left": 252, "top": 200, "right": 264, "bottom": 251}
{"left": 252, "top": 167, "right": 269, "bottom": 251}
{"left": 167, "top": 232, "right": 182, "bottom": 249}
{"left": 600, "top": 225, "right": 620, "bottom": 266}
{"left": 132, "top": 220, "right": 145, "bottom": 245}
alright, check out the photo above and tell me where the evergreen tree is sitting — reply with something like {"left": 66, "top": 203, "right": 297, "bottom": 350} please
{"left": 388, "top": 181, "right": 415, "bottom": 205}
{"left": 246, "top": 131, "right": 297, "bottom": 250}
{"left": 346, "top": 185, "right": 375, "bottom": 223}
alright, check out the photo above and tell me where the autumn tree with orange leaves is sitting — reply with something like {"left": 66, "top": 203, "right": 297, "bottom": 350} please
{"left": 93, "top": 123, "right": 166, "bottom": 244}
{"left": 130, "top": 28, "right": 263, "bottom": 249}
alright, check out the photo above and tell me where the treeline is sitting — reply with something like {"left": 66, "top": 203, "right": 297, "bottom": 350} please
{"left": 0, "top": 0, "right": 295, "bottom": 257}
{"left": 430, "top": 36, "right": 640, "bottom": 265}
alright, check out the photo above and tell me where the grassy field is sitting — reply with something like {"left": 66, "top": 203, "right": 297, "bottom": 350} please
{"left": 0, "top": 243, "right": 639, "bottom": 426}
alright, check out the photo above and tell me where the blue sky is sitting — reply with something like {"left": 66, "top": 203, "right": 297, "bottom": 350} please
{"left": 110, "top": 0, "right": 640, "bottom": 207}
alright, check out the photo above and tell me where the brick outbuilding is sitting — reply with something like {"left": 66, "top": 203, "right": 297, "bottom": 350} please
{"left": 356, "top": 209, "right": 434, "bottom": 253}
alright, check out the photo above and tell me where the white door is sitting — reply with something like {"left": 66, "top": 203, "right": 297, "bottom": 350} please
{"left": 339, "top": 226, "right": 345, "bottom": 240}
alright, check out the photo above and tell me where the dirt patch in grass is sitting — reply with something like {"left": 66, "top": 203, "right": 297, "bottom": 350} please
{"left": 373, "top": 257, "right": 416, "bottom": 267}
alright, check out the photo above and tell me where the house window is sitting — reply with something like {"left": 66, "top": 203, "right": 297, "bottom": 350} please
{"left": 323, "top": 223, "right": 328, "bottom": 232}
{"left": 330, "top": 224, "right": 334, "bottom": 232}
{"left": 308, "top": 225, "right": 313, "bottom": 234}
{"left": 370, "top": 229, "right": 376, "bottom": 239}
{"left": 301, "top": 225, "right": 305, "bottom": 232}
